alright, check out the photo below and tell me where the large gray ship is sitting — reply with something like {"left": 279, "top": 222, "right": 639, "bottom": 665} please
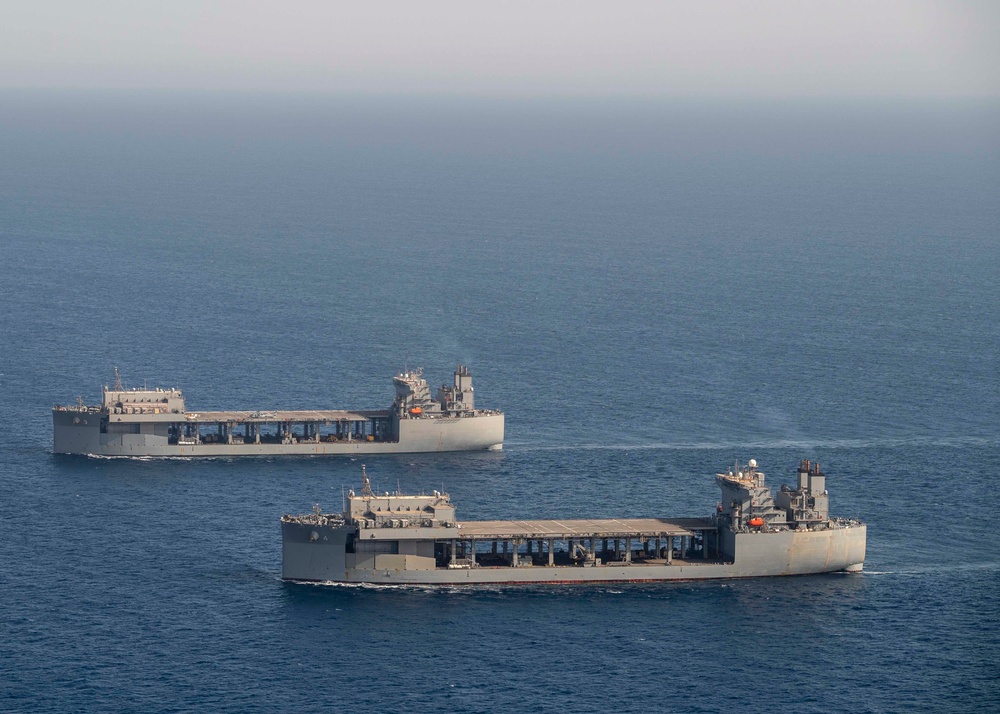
{"left": 53, "top": 366, "right": 503, "bottom": 457}
{"left": 281, "top": 459, "right": 866, "bottom": 585}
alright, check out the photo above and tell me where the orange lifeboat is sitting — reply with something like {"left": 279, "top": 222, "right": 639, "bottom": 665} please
{"left": 748, "top": 517, "right": 765, "bottom": 527}
{"left": 409, "top": 407, "right": 422, "bottom": 416}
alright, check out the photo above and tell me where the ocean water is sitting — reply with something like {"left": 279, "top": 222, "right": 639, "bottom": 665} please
{"left": 0, "top": 92, "right": 998, "bottom": 712}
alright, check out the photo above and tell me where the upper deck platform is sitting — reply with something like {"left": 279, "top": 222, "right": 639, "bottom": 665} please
{"left": 455, "top": 517, "right": 714, "bottom": 541}
{"left": 178, "top": 409, "right": 387, "bottom": 424}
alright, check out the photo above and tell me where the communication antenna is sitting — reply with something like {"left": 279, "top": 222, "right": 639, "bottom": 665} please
{"left": 360, "top": 464, "right": 374, "bottom": 498}
{"left": 112, "top": 367, "right": 123, "bottom": 391}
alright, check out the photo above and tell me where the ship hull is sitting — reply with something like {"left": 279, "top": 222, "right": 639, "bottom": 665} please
{"left": 281, "top": 521, "right": 867, "bottom": 585}
{"left": 53, "top": 410, "right": 504, "bottom": 457}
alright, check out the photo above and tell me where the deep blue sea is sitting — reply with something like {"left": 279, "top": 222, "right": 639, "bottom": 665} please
{"left": 1, "top": 92, "right": 998, "bottom": 712}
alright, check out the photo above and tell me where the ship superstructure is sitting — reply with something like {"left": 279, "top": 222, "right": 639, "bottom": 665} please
{"left": 392, "top": 365, "right": 476, "bottom": 417}
{"left": 52, "top": 366, "right": 503, "bottom": 457}
{"left": 281, "top": 459, "right": 866, "bottom": 585}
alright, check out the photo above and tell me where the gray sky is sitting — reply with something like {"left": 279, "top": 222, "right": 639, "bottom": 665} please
{"left": 1, "top": 0, "right": 997, "bottom": 97}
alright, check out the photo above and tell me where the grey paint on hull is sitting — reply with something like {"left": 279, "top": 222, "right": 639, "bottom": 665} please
{"left": 280, "top": 520, "right": 867, "bottom": 585}
{"left": 52, "top": 365, "right": 503, "bottom": 457}
{"left": 280, "top": 459, "right": 867, "bottom": 586}
{"left": 53, "top": 409, "right": 504, "bottom": 457}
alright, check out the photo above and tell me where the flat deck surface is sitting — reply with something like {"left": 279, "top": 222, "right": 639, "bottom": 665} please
{"left": 455, "top": 517, "right": 714, "bottom": 540}
{"left": 182, "top": 409, "right": 387, "bottom": 423}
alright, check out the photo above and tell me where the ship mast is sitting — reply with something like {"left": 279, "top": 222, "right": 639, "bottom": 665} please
{"left": 360, "top": 464, "right": 374, "bottom": 498}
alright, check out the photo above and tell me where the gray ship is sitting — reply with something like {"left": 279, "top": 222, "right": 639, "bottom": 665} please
{"left": 53, "top": 366, "right": 503, "bottom": 457}
{"left": 281, "top": 459, "right": 866, "bottom": 585}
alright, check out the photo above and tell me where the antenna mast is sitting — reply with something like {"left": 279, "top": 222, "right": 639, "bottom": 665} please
{"left": 360, "top": 464, "right": 374, "bottom": 498}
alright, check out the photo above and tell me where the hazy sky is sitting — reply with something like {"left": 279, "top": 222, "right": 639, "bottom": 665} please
{"left": 1, "top": 1, "right": 997, "bottom": 97}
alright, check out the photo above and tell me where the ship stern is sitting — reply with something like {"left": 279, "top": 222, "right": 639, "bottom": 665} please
{"left": 281, "top": 519, "right": 351, "bottom": 582}
{"left": 52, "top": 409, "right": 102, "bottom": 455}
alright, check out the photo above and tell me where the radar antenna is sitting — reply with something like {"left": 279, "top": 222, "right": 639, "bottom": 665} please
{"left": 360, "top": 464, "right": 374, "bottom": 498}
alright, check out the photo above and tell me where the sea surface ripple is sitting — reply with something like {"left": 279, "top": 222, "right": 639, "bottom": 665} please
{"left": 1, "top": 93, "right": 998, "bottom": 713}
